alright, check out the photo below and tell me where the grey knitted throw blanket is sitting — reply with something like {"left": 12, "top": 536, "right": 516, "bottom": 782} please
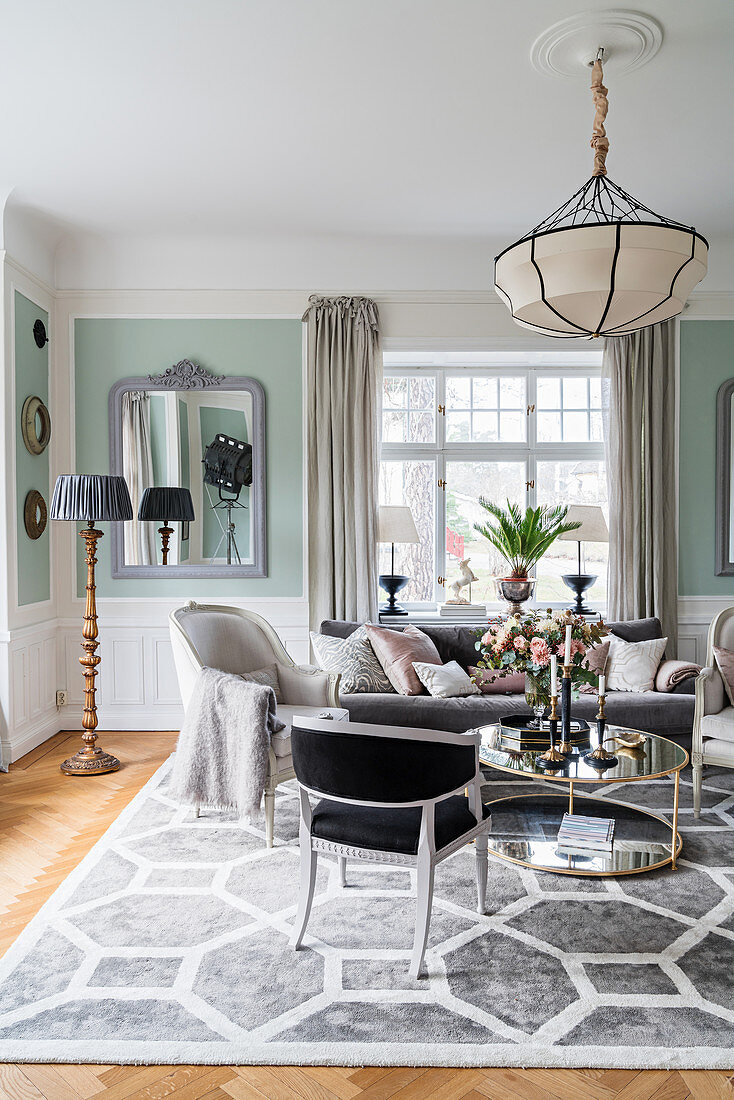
{"left": 170, "top": 667, "right": 285, "bottom": 820}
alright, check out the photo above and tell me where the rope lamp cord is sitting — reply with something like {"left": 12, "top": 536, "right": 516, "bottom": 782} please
{"left": 589, "top": 49, "right": 609, "bottom": 178}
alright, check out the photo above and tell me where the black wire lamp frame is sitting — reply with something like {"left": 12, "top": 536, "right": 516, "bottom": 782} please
{"left": 494, "top": 51, "right": 708, "bottom": 339}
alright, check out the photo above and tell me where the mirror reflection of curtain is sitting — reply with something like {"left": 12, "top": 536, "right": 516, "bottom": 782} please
{"left": 122, "top": 391, "right": 156, "bottom": 565}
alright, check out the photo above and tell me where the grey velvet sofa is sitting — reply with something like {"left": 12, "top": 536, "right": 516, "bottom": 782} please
{"left": 319, "top": 617, "right": 696, "bottom": 746}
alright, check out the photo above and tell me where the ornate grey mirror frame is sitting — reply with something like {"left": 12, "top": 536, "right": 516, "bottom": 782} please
{"left": 109, "top": 360, "right": 266, "bottom": 578}
{"left": 716, "top": 377, "right": 734, "bottom": 576}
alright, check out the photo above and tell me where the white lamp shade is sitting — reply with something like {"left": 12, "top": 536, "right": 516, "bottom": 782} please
{"left": 378, "top": 505, "right": 419, "bottom": 544}
{"left": 495, "top": 223, "right": 708, "bottom": 338}
{"left": 557, "top": 505, "right": 609, "bottom": 543}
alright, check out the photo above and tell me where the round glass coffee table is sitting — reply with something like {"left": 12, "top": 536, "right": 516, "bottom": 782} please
{"left": 477, "top": 723, "right": 688, "bottom": 877}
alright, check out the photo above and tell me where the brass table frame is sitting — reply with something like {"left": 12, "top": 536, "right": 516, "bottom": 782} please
{"left": 479, "top": 728, "right": 688, "bottom": 877}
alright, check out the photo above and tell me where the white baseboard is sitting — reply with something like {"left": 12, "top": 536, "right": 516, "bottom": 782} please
{"left": 3, "top": 708, "right": 62, "bottom": 764}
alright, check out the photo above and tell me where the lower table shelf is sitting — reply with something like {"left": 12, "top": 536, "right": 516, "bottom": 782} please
{"left": 484, "top": 792, "right": 681, "bottom": 877}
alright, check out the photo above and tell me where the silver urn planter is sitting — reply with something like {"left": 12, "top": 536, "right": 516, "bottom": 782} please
{"left": 495, "top": 576, "right": 536, "bottom": 616}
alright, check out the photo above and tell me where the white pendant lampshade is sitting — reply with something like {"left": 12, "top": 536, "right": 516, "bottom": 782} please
{"left": 495, "top": 54, "right": 708, "bottom": 338}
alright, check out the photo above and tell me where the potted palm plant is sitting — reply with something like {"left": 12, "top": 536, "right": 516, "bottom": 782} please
{"left": 473, "top": 500, "right": 582, "bottom": 614}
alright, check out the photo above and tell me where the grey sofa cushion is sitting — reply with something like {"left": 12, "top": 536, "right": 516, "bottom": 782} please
{"left": 339, "top": 689, "right": 693, "bottom": 739}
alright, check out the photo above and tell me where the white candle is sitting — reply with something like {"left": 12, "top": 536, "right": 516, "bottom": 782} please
{"left": 564, "top": 625, "right": 572, "bottom": 666}
{"left": 599, "top": 673, "right": 606, "bottom": 697}
{"left": 550, "top": 654, "right": 557, "bottom": 696}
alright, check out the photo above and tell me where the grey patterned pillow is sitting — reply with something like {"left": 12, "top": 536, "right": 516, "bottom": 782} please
{"left": 310, "top": 626, "right": 395, "bottom": 694}
{"left": 241, "top": 663, "right": 282, "bottom": 703}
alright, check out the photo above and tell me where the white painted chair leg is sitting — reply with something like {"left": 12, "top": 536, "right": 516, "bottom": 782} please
{"left": 409, "top": 859, "right": 434, "bottom": 980}
{"left": 475, "top": 831, "right": 488, "bottom": 914}
{"left": 291, "top": 840, "right": 318, "bottom": 950}
{"left": 338, "top": 856, "right": 347, "bottom": 887}
{"left": 693, "top": 764, "right": 703, "bottom": 819}
{"left": 264, "top": 790, "right": 275, "bottom": 848}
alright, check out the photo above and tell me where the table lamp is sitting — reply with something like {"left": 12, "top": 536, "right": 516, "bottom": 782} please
{"left": 138, "top": 486, "right": 195, "bottom": 564}
{"left": 557, "top": 505, "right": 609, "bottom": 615}
{"left": 50, "top": 474, "right": 133, "bottom": 775}
{"left": 378, "top": 505, "right": 420, "bottom": 615}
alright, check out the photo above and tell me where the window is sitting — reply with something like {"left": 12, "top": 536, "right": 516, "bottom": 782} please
{"left": 380, "top": 354, "right": 607, "bottom": 608}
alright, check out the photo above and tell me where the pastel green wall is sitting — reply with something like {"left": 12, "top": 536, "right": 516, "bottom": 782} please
{"left": 679, "top": 319, "right": 734, "bottom": 596}
{"left": 15, "top": 292, "right": 50, "bottom": 606}
{"left": 74, "top": 318, "right": 303, "bottom": 597}
{"left": 149, "top": 394, "right": 167, "bottom": 484}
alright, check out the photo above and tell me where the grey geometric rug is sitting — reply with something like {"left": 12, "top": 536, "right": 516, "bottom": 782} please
{"left": 1, "top": 756, "right": 734, "bottom": 1069}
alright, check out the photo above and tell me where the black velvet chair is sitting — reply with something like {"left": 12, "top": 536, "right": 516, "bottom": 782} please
{"left": 289, "top": 716, "right": 491, "bottom": 980}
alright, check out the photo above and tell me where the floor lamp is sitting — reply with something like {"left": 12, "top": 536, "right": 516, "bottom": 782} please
{"left": 50, "top": 474, "right": 133, "bottom": 776}
{"left": 138, "top": 486, "right": 195, "bottom": 564}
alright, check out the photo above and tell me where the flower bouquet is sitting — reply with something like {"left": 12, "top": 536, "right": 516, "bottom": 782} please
{"left": 474, "top": 609, "right": 609, "bottom": 726}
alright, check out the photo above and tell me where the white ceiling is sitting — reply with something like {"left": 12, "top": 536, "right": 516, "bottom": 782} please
{"left": 2, "top": 0, "right": 733, "bottom": 268}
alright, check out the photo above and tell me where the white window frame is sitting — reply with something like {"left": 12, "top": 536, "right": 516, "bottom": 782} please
{"left": 380, "top": 354, "right": 605, "bottom": 612}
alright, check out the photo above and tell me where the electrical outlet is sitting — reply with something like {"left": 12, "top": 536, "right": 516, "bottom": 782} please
{"left": 56, "top": 689, "right": 68, "bottom": 707}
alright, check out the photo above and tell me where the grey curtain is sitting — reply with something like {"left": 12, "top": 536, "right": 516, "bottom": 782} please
{"left": 602, "top": 319, "right": 678, "bottom": 653}
{"left": 303, "top": 295, "right": 381, "bottom": 629}
{"left": 121, "top": 391, "right": 156, "bottom": 566}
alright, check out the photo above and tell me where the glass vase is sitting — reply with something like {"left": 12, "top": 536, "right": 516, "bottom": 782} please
{"left": 525, "top": 670, "right": 551, "bottom": 729}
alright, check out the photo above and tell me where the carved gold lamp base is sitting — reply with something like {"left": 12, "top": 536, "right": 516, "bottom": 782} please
{"left": 61, "top": 746, "right": 120, "bottom": 776}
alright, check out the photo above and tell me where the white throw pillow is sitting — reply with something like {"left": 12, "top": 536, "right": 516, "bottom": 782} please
{"left": 606, "top": 635, "right": 667, "bottom": 693}
{"left": 412, "top": 660, "right": 481, "bottom": 699}
{"left": 241, "top": 663, "right": 282, "bottom": 703}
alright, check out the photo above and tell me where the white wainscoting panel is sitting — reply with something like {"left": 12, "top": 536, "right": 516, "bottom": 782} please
{"left": 56, "top": 598, "right": 309, "bottom": 731}
{"left": 2, "top": 622, "right": 61, "bottom": 763}
{"left": 677, "top": 596, "right": 734, "bottom": 666}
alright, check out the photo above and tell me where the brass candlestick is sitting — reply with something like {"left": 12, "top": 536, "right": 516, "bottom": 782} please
{"left": 558, "top": 665, "right": 574, "bottom": 755}
{"left": 60, "top": 523, "right": 120, "bottom": 776}
{"left": 583, "top": 694, "right": 618, "bottom": 767}
{"left": 537, "top": 694, "right": 565, "bottom": 769}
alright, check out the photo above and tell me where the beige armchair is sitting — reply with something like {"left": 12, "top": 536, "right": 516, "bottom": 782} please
{"left": 693, "top": 606, "right": 734, "bottom": 818}
{"left": 169, "top": 601, "right": 340, "bottom": 846}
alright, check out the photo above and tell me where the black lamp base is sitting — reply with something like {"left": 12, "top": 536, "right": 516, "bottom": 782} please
{"left": 562, "top": 574, "right": 597, "bottom": 616}
{"left": 379, "top": 574, "right": 410, "bottom": 615}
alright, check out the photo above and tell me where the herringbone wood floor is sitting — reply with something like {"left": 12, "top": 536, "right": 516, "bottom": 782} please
{"left": 1, "top": 731, "right": 732, "bottom": 1100}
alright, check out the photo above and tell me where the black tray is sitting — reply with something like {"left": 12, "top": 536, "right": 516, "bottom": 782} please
{"left": 498, "top": 713, "right": 591, "bottom": 751}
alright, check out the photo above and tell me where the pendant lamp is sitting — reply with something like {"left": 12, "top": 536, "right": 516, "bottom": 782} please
{"left": 494, "top": 50, "right": 708, "bottom": 338}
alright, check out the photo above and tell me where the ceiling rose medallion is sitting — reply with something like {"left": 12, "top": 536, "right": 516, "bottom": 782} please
{"left": 495, "top": 25, "right": 708, "bottom": 339}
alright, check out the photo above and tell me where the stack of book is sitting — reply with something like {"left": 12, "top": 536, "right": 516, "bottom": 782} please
{"left": 557, "top": 813, "right": 615, "bottom": 856}
{"left": 438, "top": 602, "right": 488, "bottom": 621}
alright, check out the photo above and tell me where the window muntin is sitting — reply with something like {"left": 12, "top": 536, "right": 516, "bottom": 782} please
{"left": 381, "top": 375, "right": 436, "bottom": 444}
{"left": 380, "top": 360, "right": 605, "bottom": 608}
{"left": 445, "top": 374, "right": 526, "bottom": 443}
{"left": 536, "top": 374, "right": 603, "bottom": 443}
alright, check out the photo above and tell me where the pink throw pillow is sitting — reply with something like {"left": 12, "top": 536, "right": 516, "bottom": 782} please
{"left": 713, "top": 646, "right": 734, "bottom": 706}
{"left": 365, "top": 624, "right": 442, "bottom": 695}
{"left": 468, "top": 666, "right": 525, "bottom": 695}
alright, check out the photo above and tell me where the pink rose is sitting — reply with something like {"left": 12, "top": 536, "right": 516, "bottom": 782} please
{"left": 514, "top": 636, "right": 527, "bottom": 651}
{"left": 529, "top": 637, "right": 551, "bottom": 666}
{"left": 481, "top": 631, "right": 494, "bottom": 646}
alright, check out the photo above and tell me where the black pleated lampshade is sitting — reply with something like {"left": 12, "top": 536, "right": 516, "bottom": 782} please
{"left": 138, "top": 486, "right": 195, "bottom": 523}
{"left": 50, "top": 474, "right": 133, "bottom": 522}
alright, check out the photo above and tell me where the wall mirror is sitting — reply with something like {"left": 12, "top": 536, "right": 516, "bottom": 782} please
{"left": 109, "top": 360, "right": 266, "bottom": 577}
{"left": 716, "top": 378, "right": 734, "bottom": 576}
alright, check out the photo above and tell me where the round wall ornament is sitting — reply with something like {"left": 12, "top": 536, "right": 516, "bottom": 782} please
{"left": 24, "top": 490, "right": 48, "bottom": 540}
{"left": 21, "top": 395, "right": 52, "bottom": 455}
{"left": 33, "top": 319, "right": 49, "bottom": 348}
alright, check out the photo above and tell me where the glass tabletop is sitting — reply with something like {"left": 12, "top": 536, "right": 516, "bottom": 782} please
{"left": 477, "top": 722, "right": 688, "bottom": 783}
